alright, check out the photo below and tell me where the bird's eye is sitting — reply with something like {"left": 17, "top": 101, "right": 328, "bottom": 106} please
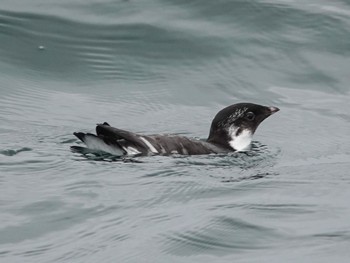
{"left": 245, "top": 112, "right": 255, "bottom": 121}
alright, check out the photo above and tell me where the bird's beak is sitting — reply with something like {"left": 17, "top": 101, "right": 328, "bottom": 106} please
{"left": 267, "top": 106, "right": 280, "bottom": 114}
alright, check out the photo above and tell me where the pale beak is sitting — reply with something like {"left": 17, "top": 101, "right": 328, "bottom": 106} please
{"left": 268, "top": 106, "right": 280, "bottom": 114}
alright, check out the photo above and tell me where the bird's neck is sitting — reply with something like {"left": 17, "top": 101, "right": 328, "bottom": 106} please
{"left": 207, "top": 126, "right": 252, "bottom": 151}
{"left": 227, "top": 126, "right": 252, "bottom": 151}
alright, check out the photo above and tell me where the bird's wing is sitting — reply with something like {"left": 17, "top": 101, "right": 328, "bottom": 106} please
{"left": 147, "top": 135, "right": 220, "bottom": 155}
{"left": 96, "top": 123, "right": 150, "bottom": 154}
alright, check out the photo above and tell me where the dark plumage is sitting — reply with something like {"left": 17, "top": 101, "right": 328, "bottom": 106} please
{"left": 72, "top": 103, "right": 279, "bottom": 156}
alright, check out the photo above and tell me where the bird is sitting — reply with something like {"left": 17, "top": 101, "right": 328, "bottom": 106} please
{"left": 72, "top": 102, "right": 279, "bottom": 157}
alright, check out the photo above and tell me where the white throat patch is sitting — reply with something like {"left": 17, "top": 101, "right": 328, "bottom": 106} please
{"left": 228, "top": 127, "right": 253, "bottom": 152}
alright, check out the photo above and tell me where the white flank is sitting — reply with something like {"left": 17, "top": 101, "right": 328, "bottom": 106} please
{"left": 140, "top": 137, "right": 158, "bottom": 154}
{"left": 159, "top": 146, "right": 167, "bottom": 154}
{"left": 180, "top": 143, "right": 188, "bottom": 155}
{"left": 124, "top": 146, "right": 141, "bottom": 155}
{"left": 84, "top": 135, "right": 124, "bottom": 156}
{"left": 228, "top": 127, "right": 253, "bottom": 152}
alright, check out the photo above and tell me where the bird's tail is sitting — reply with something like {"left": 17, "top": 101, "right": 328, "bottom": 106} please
{"left": 72, "top": 132, "right": 126, "bottom": 156}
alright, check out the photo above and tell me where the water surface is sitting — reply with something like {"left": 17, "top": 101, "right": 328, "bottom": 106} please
{"left": 1, "top": 0, "right": 350, "bottom": 262}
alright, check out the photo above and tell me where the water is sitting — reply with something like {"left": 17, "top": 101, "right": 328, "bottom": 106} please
{"left": 1, "top": 0, "right": 350, "bottom": 262}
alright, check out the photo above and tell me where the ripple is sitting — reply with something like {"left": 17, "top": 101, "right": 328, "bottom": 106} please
{"left": 142, "top": 168, "right": 187, "bottom": 178}
{"left": 0, "top": 9, "right": 228, "bottom": 84}
{"left": 174, "top": 142, "right": 280, "bottom": 170}
{"left": 0, "top": 147, "right": 32, "bottom": 156}
{"left": 164, "top": 216, "right": 282, "bottom": 255}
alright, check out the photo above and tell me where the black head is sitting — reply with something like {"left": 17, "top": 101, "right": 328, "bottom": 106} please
{"left": 207, "top": 103, "right": 279, "bottom": 151}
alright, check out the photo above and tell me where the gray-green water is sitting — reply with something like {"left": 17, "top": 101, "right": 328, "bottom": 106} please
{"left": 1, "top": 0, "right": 350, "bottom": 262}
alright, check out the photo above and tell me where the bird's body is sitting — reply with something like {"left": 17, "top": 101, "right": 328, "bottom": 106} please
{"left": 72, "top": 103, "right": 279, "bottom": 157}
